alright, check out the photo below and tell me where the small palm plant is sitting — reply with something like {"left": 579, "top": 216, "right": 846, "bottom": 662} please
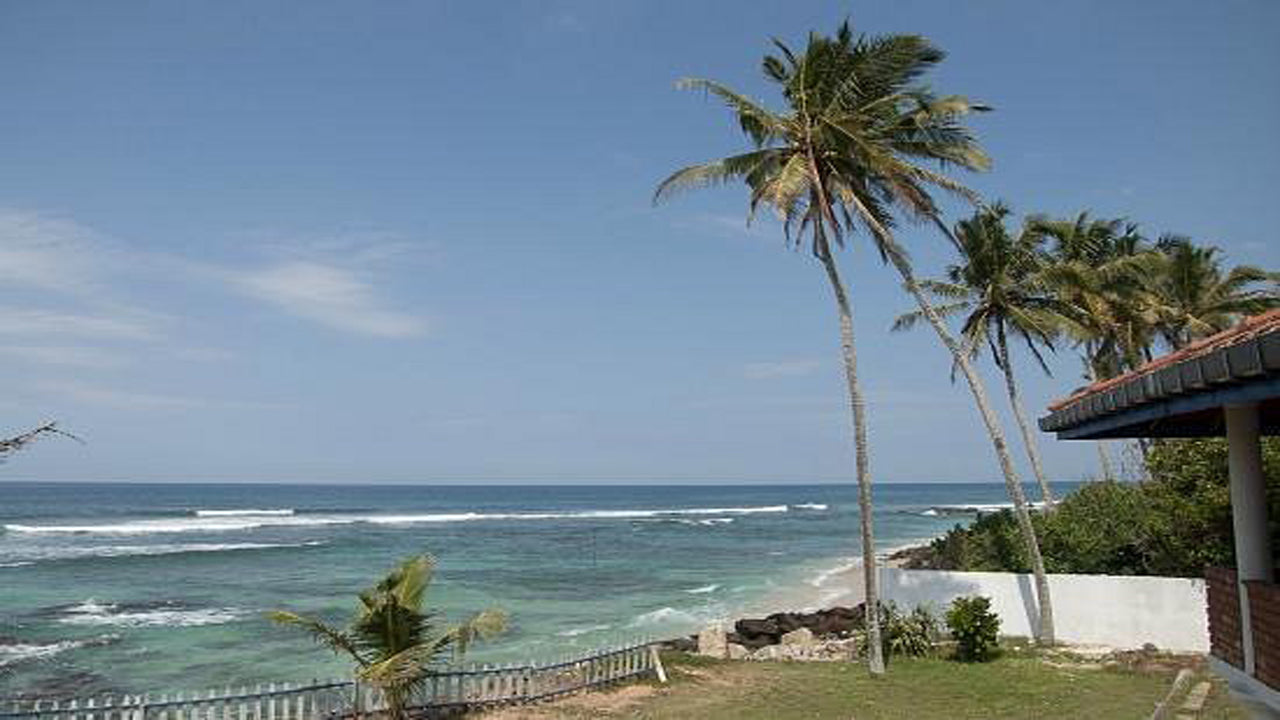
{"left": 270, "top": 555, "right": 506, "bottom": 720}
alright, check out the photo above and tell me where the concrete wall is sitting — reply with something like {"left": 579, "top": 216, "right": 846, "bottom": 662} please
{"left": 878, "top": 567, "right": 1208, "bottom": 652}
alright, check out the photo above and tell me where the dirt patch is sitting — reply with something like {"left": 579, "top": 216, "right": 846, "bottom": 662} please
{"left": 476, "top": 684, "right": 659, "bottom": 719}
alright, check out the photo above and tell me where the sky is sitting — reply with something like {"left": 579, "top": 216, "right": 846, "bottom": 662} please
{"left": 0, "top": 0, "right": 1277, "bottom": 484}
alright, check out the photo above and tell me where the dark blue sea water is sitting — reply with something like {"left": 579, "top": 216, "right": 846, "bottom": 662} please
{"left": 0, "top": 482, "right": 1068, "bottom": 696}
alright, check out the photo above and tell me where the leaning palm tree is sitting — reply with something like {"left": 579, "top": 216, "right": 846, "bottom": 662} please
{"left": 270, "top": 555, "right": 506, "bottom": 720}
{"left": 893, "top": 204, "right": 1061, "bottom": 507}
{"left": 1036, "top": 214, "right": 1158, "bottom": 479}
{"left": 656, "top": 21, "right": 1054, "bottom": 649}
{"left": 1149, "top": 236, "right": 1279, "bottom": 350}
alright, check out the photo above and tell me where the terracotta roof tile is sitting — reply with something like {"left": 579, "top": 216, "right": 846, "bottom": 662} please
{"left": 1047, "top": 309, "right": 1280, "bottom": 412}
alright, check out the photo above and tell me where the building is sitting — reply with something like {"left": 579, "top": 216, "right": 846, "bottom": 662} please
{"left": 1039, "top": 310, "right": 1280, "bottom": 713}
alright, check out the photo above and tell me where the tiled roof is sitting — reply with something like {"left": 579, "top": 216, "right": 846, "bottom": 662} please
{"left": 1039, "top": 310, "right": 1280, "bottom": 433}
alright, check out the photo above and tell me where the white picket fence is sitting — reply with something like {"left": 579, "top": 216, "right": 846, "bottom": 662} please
{"left": 1, "top": 642, "right": 659, "bottom": 719}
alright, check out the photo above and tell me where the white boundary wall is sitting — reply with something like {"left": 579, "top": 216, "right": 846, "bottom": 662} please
{"left": 878, "top": 567, "right": 1208, "bottom": 652}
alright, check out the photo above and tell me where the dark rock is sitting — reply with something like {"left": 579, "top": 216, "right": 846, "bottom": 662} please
{"left": 659, "top": 636, "right": 698, "bottom": 652}
{"left": 765, "top": 612, "right": 803, "bottom": 634}
{"left": 733, "top": 618, "right": 781, "bottom": 649}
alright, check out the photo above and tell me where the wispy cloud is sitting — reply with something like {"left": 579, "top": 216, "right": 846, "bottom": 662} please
{"left": 742, "top": 359, "right": 822, "bottom": 379}
{"left": 35, "top": 379, "right": 284, "bottom": 411}
{"left": 0, "top": 345, "right": 129, "bottom": 368}
{"left": 233, "top": 261, "right": 426, "bottom": 338}
{"left": 0, "top": 308, "right": 159, "bottom": 340}
{"left": 0, "top": 209, "right": 107, "bottom": 293}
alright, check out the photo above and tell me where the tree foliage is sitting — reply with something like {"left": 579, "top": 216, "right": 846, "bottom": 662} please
{"left": 0, "top": 422, "right": 80, "bottom": 462}
{"left": 946, "top": 596, "right": 1001, "bottom": 662}
{"left": 270, "top": 555, "right": 506, "bottom": 720}
{"left": 917, "top": 439, "right": 1280, "bottom": 577}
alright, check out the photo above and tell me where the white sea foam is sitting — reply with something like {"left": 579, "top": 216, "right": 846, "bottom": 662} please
{"left": 684, "top": 584, "right": 720, "bottom": 595}
{"left": 629, "top": 607, "right": 700, "bottom": 627}
{"left": 0, "top": 561, "right": 35, "bottom": 568}
{"left": 58, "top": 600, "right": 246, "bottom": 628}
{"left": 3, "top": 541, "right": 325, "bottom": 565}
{"left": 920, "top": 501, "right": 1048, "bottom": 517}
{"left": 556, "top": 624, "right": 612, "bottom": 637}
{"left": 792, "top": 503, "right": 828, "bottom": 511}
{"left": 0, "top": 636, "right": 117, "bottom": 667}
{"left": 5, "top": 505, "right": 788, "bottom": 535}
{"left": 808, "top": 558, "right": 858, "bottom": 588}
{"left": 193, "top": 509, "right": 294, "bottom": 517}
{"left": 3, "top": 516, "right": 350, "bottom": 535}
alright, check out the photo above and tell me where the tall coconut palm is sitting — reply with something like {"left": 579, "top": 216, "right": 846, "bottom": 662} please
{"left": 1, "top": 422, "right": 77, "bottom": 460}
{"left": 655, "top": 21, "right": 1055, "bottom": 648}
{"left": 270, "top": 555, "right": 506, "bottom": 720}
{"left": 892, "top": 203, "right": 1061, "bottom": 507}
{"left": 1149, "top": 236, "right": 1279, "bottom": 350}
{"left": 1035, "top": 214, "right": 1158, "bottom": 479}
{"left": 1034, "top": 214, "right": 1158, "bottom": 378}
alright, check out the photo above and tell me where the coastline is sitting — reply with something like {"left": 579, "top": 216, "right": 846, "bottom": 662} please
{"left": 723, "top": 537, "right": 938, "bottom": 625}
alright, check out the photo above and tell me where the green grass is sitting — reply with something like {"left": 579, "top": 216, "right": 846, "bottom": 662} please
{"left": 477, "top": 648, "right": 1248, "bottom": 719}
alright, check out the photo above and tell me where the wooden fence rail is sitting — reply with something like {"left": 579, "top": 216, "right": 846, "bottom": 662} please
{"left": 2, "top": 642, "right": 659, "bottom": 720}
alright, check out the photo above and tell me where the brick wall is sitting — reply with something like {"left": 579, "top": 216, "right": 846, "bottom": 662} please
{"left": 1246, "top": 580, "right": 1280, "bottom": 690}
{"left": 1206, "top": 566, "right": 1243, "bottom": 669}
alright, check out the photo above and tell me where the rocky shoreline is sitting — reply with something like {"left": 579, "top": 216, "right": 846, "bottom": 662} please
{"left": 657, "top": 544, "right": 938, "bottom": 663}
{"left": 660, "top": 605, "right": 868, "bottom": 662}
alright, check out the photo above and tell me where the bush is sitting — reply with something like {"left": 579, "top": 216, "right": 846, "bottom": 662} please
{"left": 946, "top": 596, "right": 1000, "bottom": 662}
{"left": 915, "top": 438, "right": 1280, "bottom": 578}
{"left": 854, "top": 602, "right": 939, "bottom": 661}
{"left": 887, "top": 605, "right": 939, "bottom": 658}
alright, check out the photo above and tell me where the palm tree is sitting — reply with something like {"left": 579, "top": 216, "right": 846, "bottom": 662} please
{"left": 893, "top": 204, "right": 1060, "bottom": 507}
{"left": 1, "top": 422, "right": 79, "bottom": 461}
{"left": 1034, "top": 213, "right": 1158, "bottom": 379}
{"left": 1035, "top": 214, "right": 1158, "bottom": 479}
{"left": 1149, "top": 236, "right": 1279, "bottom": 350}
{"left": 270, "top": 555, "right": 506, "bottom": 720}
{"left": 655, "top": 21, "right": 1055, "bottom": 649}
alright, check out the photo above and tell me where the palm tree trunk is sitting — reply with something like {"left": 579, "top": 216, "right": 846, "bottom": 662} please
{"left": 1083, "top": 362, "right": 1116, "bottom": 481}
{"left": 895, "top": 263, "right": 1056, "bottom": 645}
{"left": 817, "top": 245, "right": 885, "bottom": 675}
{"left": 995, "top": 326, "right": 1054, "bottom": 508}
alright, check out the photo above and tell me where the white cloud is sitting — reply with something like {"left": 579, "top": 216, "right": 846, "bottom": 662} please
{"left": 742, "top": 359, "right": 823, "bottom": 379}
{"left": 0, "top": 209, "right": 109, "bottom": 293}
{"left": 0, "top": 345, "right": 128, "bottom": 368}
{"left": 234, "top": 261, "right": 426, "bottom": 338}
{"left": 0, "top": 308, "right": 158, "bottom": 340}
{"left": 35, "top": 379, "right": 284, "bottom": 411}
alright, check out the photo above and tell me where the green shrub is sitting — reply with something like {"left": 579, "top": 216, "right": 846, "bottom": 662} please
{"left": 887, "top": 605, "right": 939, "bottom": 658}
{"left": 915, "top": 438, "right": 1280, "bottom": 578}
{"left": 946, "top": 596, "right": 1000, "bottom": 662}
{"left": 854, "top": 602, "right": 939, "bottom": 661}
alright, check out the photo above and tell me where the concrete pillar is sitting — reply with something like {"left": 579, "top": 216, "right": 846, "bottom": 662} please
{"left": 1225, "top": 403, "right": 1274, "bottom": 675}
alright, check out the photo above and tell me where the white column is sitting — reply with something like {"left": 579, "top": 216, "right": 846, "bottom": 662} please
{"left": 1225, "top": 403, "right": 1274, "bottom": 675}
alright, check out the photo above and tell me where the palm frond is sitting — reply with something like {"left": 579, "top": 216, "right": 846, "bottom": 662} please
{"left": 268, "top": 611, "right": 367, "bottom": 667}
{"left": 675, "top": 78, "right": 788, "bottom": 146}
{"left": 653, "top": 149, "right": 783, "bottom": 205}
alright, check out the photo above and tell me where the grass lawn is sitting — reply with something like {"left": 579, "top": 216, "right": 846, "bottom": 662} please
{"left": 477, "top": 646, "right": 1248, "bottom": 719}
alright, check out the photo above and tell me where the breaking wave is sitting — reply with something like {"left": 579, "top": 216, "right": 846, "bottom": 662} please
{"left": 556, "top": 624, "right": 612, "bottom": 637}
{"left": 0, "top": 541, "right": 325, "bottom": 566}
{"left": 58, "top": 600, "right": 247, "bottom": 628}
{"left": 0, "top": 635, "right": 119, "bottom": 667}
{"left": 918, "top": 501, "right": 1048, "bottom": 517}
{"left": 5, "top": 505, "right": 787, "bottom": 535}
{"left": 192, "top": 509, "right": 294, "bottom": 517}
{"left": 628, "top": 607, "right": 701, "bottom": 627}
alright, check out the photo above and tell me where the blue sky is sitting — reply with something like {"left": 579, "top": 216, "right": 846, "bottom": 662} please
{"left": 1, "top": 1, "right": 1277, "bottom": 483}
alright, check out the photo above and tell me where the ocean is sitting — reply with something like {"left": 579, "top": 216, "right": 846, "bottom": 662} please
{"left": 0, "top": 482, "right": 1068, "bottom": 697}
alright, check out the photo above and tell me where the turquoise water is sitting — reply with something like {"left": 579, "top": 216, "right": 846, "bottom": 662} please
{"left": 0, "top": 482, "right": 1067, "bottom": 696}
